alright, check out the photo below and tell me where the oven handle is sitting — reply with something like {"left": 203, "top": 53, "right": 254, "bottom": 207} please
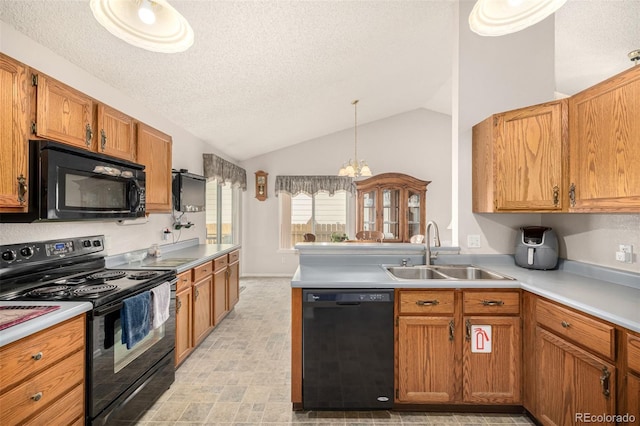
{"left": 93, "top": 278, "right": 177, "bottom": 317}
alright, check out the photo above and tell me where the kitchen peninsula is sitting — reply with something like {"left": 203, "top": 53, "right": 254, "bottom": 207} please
{"left": 291, "top": 243, "right": 640, "bottom": 422}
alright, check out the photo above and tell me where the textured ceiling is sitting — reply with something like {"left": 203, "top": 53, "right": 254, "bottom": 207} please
{"left": 0, "top": 1, "right": 638, "bottom": 161}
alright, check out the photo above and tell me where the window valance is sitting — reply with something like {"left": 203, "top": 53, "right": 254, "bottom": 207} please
{"left": 275, "top": 175, "right": 355, "bottom": 197}
{"left": 203, "top": 153, "right": 247, "bottom": 190}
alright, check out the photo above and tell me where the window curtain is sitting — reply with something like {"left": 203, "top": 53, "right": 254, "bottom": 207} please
{"left": 202, "top": 153, "right": 247, "bottom": 191}
{"left": 275, "top": 175, "right": 355, "bottom": 197}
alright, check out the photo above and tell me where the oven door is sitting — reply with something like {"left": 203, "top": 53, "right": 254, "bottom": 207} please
{"left": 87, "top": 280, "right": 176, "bottom": 423}
{"left": 40, "top": 141, "right": 146, "bottom": 221}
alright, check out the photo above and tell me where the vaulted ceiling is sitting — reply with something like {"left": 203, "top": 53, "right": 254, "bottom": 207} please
{"left": 1, "top": 1, "right": 637, "bottom": 161}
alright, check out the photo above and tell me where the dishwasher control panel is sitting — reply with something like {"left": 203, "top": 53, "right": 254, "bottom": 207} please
{"left": 304, "top": 290, "right": 393, "bottom": 303}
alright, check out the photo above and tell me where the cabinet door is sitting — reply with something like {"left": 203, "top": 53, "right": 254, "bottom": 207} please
{"left": 462, "top": 316, "right": 521, "bottom": 403}
{"left": 192, "top": 277, "right": 212, "bottom": 346}
{"left": 0, "top": 55, "right": 30, "bottom": 211}
{"left": 381, "top": 187, "right": 401, "bottom": 242}
{"left": 212, "top": 268, "right": 227, "bottom": 325}
{"left": 97, "top": 104, "right": 135, "bottom": 161}
{"left": 496, "top": 101, "right": 566, "bottom": 211}
{"left": 175, "top": 287, "right": 193, "bottom": 366}
{"left": 227, "top": 260, "right": 239, "bottom": 310}
{"left": 569, "top": 66, "right": 640, "bottom": 211}
{"left": 397, "top": 316, "right": 456, "bottom": 403}
{"left": 35, "top": 74, "right": 93, "bottom": 149}
{"left": 627, "top": 373, "right": 640, "bottom": 421}
{"left": 536, "top": 327, "right": 616, "bottom": 426}
{"left": 405, "top": 189, "right": 424, "bottom": 241}
{"left": 358, "top": 190, "right": 377, "bottom": 232}
{"left": 136, "top": 123, "right": 172, "bottom": 212}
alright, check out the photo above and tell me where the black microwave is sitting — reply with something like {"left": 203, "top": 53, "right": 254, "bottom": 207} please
{"left": 172, "top": 170, "right": 206, "bottom": 212}
{"left": 0, "top": 140, "right": 146, "bottom": 222}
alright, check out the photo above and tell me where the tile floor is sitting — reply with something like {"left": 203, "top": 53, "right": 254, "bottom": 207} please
{"left": 138, "top": 277, "right": 535, "bottom": 425}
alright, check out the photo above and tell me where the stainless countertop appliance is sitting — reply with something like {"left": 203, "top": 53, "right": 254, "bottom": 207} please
{"left": 515, "top": 226, "right": 559, "bottom": 270}
{"left": 302, "top": 289, "right": 394, "bottom": 410}
{"left": 0, "top": 236, "right": 176, "bottom": 425}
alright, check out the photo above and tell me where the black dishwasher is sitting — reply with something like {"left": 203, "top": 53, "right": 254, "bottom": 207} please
{"left": 302, "top": 289, "right": 394, "bottom": 410}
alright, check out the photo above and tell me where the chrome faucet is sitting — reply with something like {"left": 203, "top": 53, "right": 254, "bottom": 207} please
{"left": 425, "top": 221, "right": 441, "bottom": 265}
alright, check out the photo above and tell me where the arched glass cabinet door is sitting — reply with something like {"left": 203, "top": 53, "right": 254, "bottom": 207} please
{"left": 407, "top": 190, "right": 422, "bottom": 239}
{"left": 382, "top": 188, "right": 401, "bottom": 241}
{"left": 361, "top": 190, "right": 377, "bottom": 231}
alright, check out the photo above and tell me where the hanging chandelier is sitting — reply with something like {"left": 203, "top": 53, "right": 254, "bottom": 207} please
{"left": 338, "top": 100, "right": 372, "bottom": 178}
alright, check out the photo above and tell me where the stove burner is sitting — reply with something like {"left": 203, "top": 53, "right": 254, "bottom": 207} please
{"left": 73, "top": 284, "right": 118, "bottom": 297}
{"left": 89, "top": 270, "right": 127, "bottom": 281}
{"left": 128, "top": 271, "right": 159, "bottom": 280}
{"left": 25, "top": 285, "right": 70, "bottom": 298}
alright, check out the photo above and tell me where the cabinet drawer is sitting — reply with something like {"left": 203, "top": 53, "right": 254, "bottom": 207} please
{"left": 628, "top": 332, "right": 640, "bottom": 375}
{"left": 228, "top": 250, "right": 240, "bottom": 264}
{"left": 192, "top": 261, "right": 213, "bottom": 282}
{"left": 23, "top": 382, "right": 84, "bottom": 426}
{"left": 0, "top": 349, "right": 84, "bottom": 425}
{"left": 0, "top": 315, "right": 84, "bottom": 393}
{"left": 536, "top": 298, "right": 614, "bottom": 359}
{"left": 463, "top": 291, "right": 520, "bottom": 315}
{"left": 398, "top": 290, "right": 455, "bottom": 314}
{"left": 176, "top": 271, "right": 192, "bottom": 293}
{"left": 214, "top": 255, "right": 228, "bottom": 272}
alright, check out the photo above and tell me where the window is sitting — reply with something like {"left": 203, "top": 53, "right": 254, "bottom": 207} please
{"left": 206, "top": 180, "right": 240, "bottom": 244}
{"left": 280, "top": 191, "right": 349, "bottom": 249}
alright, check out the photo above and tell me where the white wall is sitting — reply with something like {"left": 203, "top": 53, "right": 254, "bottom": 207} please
{"left": 0, "top": 22, "right": 221, "bottom": 255}
{"left": 240, "top": 108, "right": 452, "bottom": 276}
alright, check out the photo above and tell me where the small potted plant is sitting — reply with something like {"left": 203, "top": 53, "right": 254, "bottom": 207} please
{"left": 331, "top": 232, "right": 349, "bottom": 242}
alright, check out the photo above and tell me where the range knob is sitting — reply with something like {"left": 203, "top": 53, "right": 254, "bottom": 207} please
{"left": 1, "top": 250, "right": 16, "bottom": 262}
{"left": 82, "top": 240, "right": 92, "bottom": 248}
{"left": 93, "top": 240, "right": 102, "bottom": 247}
{"left": 19, "top": 247, "right": 34, "bottom": 258}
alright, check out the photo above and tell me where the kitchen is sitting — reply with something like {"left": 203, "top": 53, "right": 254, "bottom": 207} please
{"left": 1, "top": 0, "right": 639, "bottom": 425}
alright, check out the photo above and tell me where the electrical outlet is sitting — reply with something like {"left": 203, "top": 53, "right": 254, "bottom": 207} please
{"left": 616, "top": 244, "right": 633, "bottom": 263}
{"left": 467, "top": 235, "right": 481, "bottom": 248}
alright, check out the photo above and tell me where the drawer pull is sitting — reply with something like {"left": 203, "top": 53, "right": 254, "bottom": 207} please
{"left": 176, "top": 298, "right": 182, "bottom": 313}
{"left": 31, "top": 392, "right": 43, "bottom": 402}
{"left": 416, "top": 300, "right": 439, "bottom": 306}
{"left": 448, "top": 320, "right": 454, "bottom": 341}
{"left": 32, "top": 352, "right": 43, "bottom": 361}
{"left": 465, "top": 319, "right": 471, "bottom": 341}
{"left": 481, "top": 300, "right": 504, "bottom": 306}
{"left": 561, "top": 321, "right": 571, "bottom": 328}
{"left": 600, "top": 366, "right": 611, "bottom": 397}
{"left": 181, "top": 278, "right": 188, "bottom": 282}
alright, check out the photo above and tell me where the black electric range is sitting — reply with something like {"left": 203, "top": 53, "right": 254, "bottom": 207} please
{"left": 0, "top": 235, "right": 177, "bottom": 425}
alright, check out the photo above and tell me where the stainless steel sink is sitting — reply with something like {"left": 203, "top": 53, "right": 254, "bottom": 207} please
{"left": 145, "top": 258, "right": 198, "bottom": 267}
{"left": 384, "top": 264, "right": 514, "bottom": 281}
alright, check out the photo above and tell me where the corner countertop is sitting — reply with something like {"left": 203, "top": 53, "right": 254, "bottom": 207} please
{"left": 291, "top": 253, "right": 640, "bottom": 333}
{"left": 108, "top": 239, "right": 240, "bottom": 273}
{"left": 0, "top": 301, "right": 92, "bottom": 347}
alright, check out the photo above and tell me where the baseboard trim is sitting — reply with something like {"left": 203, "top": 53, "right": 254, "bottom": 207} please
{"left": 240, "top": 273, "right": 294, "bottom": 278}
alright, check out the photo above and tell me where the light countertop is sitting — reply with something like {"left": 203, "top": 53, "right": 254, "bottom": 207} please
{"left": 0, "top": 301, "right": 92, "bottom": 347}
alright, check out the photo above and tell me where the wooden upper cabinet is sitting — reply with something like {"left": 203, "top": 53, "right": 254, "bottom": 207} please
{"left": 0, "top": 54, "right": 30, "bottom": 212}
{"left": 473, "top": 100, "right": 568, "bottom": 213}
{"left": 356, "top": 173, "right": 430, "bottom": 242}
{"left": 33, "top": 73, "right": 94, "bottom": 149}
{"left": 136, "top": 122, "right": 172, "bottom": 213}
{"left": 96, "top": 104, "right": 136, "bottom": 161}
{"left": 569, "top": 65, "right": 640, "bottom": 212}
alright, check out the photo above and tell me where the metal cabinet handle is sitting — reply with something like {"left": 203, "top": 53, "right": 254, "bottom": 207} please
{"left": 195, "top": 289, "right": 199, "bottom": 299}
{"left": 85, "top": 124, "right": 93, "bottom": 147}
{"left": 32, "top": 352, "right": 43, "bottom": 361}
{"left": 416, "top": 300, "right": 439, "bottom": 306}
{"left": 176, "top": 298, "right": 182, "bottom": 313}
{"left": 482, "top": 300, "right": 504, "bottom": 306}
{"left": 100, "top": 129, "right": 107, "bottom": 151}
{"left": 181, "top": 278, "right": 188, "bottom": 282}
{"left": 465, "top": 319, "right": 471, "bottom": 341}
{"left": 31, "top": 392, "right": 43, "bottom": 402}
{"left": 561, "top": 321, "right": 571, "bottom": 328}
{"left": 17, "top": 174, "right": 27, "bottom": 205}
{"left": 449, "top": 320, "right": 454, "bottom": 341}
{"left": 553, "top": 185, "right": 559, "bottom": 206}
{"left": 569, "top": 183, "right": 576, "bottom": 207}
{"left": 600, "top": 366, "right": 611, "bottom": 397}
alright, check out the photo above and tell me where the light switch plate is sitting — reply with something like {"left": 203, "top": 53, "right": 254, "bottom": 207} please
{"left": 467, "top": 235, "right": 481, "bottom": 248}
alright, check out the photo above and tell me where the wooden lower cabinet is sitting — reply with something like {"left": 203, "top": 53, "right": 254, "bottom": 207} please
{"left": 627, "top": 373, "right": 640, "bottom": 421}
{"left": 175, "top": 286, "right": 193, "bottom": 366}
{"left": 397, "top": 316, "right": 457, "bottom": 402}
{"left": 536, "top": 327, "right": 616, "bottom": 425}
{"left": 0, "top": 315, "right": 85, "bottom": 425}
{"left": 193, "top": 275, "right": 212, "bottom": 346}
{"left": 463, "top": 316, "right": 521, "bottom": 403}
{"left": 212, "top": 266, "right": 228, "bottom": 325}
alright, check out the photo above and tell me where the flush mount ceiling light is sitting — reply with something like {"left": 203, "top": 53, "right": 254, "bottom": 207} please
{"left": 90, "top": 0, "right": 194, "bottom": 53}
{"left": 338, "top": 100, "right": 372, "bottom": 179}
{"left": 469, "top": 0, "right": 567, "bottom": 36}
